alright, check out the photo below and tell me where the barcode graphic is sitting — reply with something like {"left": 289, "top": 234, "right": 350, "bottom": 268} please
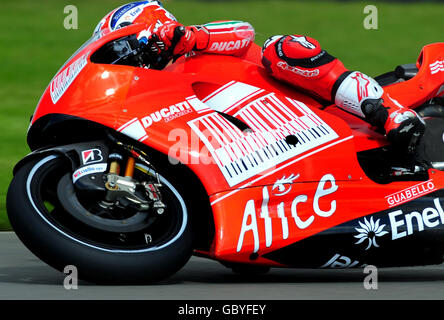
{"left": 188, "top": 91, "right": 338, "bottom": 187}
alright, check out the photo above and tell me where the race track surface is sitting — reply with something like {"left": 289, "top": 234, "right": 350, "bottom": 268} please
{"left": 1, "top": 232, "right": 444, "bottom": 300}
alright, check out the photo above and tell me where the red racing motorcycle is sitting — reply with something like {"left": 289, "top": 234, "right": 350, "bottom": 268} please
{"left": 7, "top": 23, "right": 444, "bottom": 283}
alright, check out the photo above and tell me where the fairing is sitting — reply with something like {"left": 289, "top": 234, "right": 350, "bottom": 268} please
{"left": 28, "top": 25, "right": 444, "bottom": 267}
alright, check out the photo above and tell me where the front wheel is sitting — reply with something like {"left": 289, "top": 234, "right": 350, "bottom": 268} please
{"left": 6, "top": 154, "right": 193, "bottom": 284}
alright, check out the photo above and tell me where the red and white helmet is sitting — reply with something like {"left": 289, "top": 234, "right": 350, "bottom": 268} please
{"left": 93, "top": 1, "right": 176, "bottom": 35}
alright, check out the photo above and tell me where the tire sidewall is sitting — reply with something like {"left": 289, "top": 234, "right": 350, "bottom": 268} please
{"left": 7, "top": 154, "right": 193, "bottom": 284}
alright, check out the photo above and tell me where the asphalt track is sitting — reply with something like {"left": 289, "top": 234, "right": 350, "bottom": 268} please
{"left": 1, "top": 232, "right": 444, "bottom": 300}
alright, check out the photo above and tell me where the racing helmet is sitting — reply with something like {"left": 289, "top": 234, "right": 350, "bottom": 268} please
{"left": 92, "top": 1, "right": 166, "bottom": 35}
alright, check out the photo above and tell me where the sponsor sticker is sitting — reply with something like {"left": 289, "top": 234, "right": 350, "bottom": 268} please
{"left": 237, "top": 173, "right": 338, "bottom": 253}
{"left": 118, "top": 99, "right": 195, "bottom": 142}
{"left": 208, "top": 39, "right": 251, "bottom": 52}
{"left": 389, "top": 197, "right": 444, "bottom": 240}
{"left": 320, "top": 253, "right": 367, "bottom": 268}
{"left": 50, "top": 51, "right": 89, "bottom": 104}
{"left": 141, "top": 101, "right": 194, "bottom": 128}
{"left": 271, "top": 174, "right": 300, "bottom": 196}
{"left": 277, "top": 61, "right": 319, "bottom": 77}
{"left": 81, "top": 148, "right": 103, "bottom": 165}
{"left": 72, "top": 163, "right": 107, "bottom": 183}
{"left": 110, "top": 1, "right": 148, "bottom": 29}
{"left": 354, "top": 217, "right": 388, "bottom": 250}
{"left": 385, "top": 179, "right": 435, "bottom": 207}
{"left": 188, "top": 82, "right": 339, "bottom": 187}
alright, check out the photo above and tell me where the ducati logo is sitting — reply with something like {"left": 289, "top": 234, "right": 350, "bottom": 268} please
{"left": 81, "top": 148, "right": 103, "bottom": 165}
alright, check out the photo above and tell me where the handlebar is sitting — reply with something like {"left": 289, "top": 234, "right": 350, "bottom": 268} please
{"left": 111, "top": 26, "right": 186, "bottom": 70}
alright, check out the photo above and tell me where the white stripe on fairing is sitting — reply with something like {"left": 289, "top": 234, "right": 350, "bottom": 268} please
{"left": 206, "top": 115, "right": 231, "bottom": 145}
{"left": 118, "top": 119, "right": 148, "bottom": 142}
{"left": 187, "top": 120, "right": 217, "bottom": 156}
{"left": 269, "top": 94, "right": 298, "bottom": 120}
{"left": 200, "top": 117, "right": 226, "bottom": 147}
{"left": 205, "top": 82, "right": 261, "bottom": 112}
{"left": 262, "top": 97, "right": 289, "bottom": 123}
{"left": 244, "top": 134, "right": 260, "bottom": 152}
{"left": 245, "top": 108, "right": 273, "bottom": 132}
{"left": 286, "top": 98, "right": 310, "bottom": 115}
{"left": 117, "top": 117, "right": 138, "bottom": 131}
{"left": 187, "top": 96, "right": 211, "bottom": 113}
{"left": 210, "top": 135, "right": 354, "bottom": 206}
{"left": 211, "top": 114, "right": 238, "bottom": 141}
{"left": 202, "top": 80, "right": 236, "bottom": 103}
{"left": 255, "top": 101, "right": 282, "bottom": 128}
{"left": 26, "top": 156, "right": 188, "bottom": 253}
{"left": 224, "top": 89, "right": 264, "bottom": 114}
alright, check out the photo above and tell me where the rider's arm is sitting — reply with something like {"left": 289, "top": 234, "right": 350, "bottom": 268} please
{"left": 146, "top": 20, "right": 255, "bottom": 57}
{"left": 193, "top": 20, "right": 255, "bottom": 57}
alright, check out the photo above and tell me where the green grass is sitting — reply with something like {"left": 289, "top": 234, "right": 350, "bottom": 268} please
{"left": 1, "top": 0, "right": 444, "bottom": 230}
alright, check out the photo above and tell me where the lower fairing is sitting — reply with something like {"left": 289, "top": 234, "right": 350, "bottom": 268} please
{"left": 263, "top": 190, "right": 444, "bottom": 268}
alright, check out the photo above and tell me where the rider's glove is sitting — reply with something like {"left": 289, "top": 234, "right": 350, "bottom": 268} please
{"left": 151, "top": 21, "right": 210, "bottom": 56}
{"left": 151, "top": 21, "right": 190, "bottom": 56}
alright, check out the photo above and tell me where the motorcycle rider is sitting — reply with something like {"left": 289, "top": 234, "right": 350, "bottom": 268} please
{"left": 261, "top": 35, "right": 425, "bottom": 153}
{"left": 95, "top": 0, "right": 425, "bottom": 153}
{"left": 93, "top": 1, "right": 255, "bottom": 59}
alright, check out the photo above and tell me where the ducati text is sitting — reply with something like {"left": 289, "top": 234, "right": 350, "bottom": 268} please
{"left": 141, "top": 101, "right": 193, "bottom": 128}
{"left": 208, "top": 39, "right": 251, "bottom": 52}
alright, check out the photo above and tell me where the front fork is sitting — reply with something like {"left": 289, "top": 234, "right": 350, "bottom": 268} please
{"left": 102, "top": 143, "right": 166, "bottom": 215}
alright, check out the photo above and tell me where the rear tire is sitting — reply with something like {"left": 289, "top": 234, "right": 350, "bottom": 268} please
{"left": 7, "top": 154, "right": 193, "bottom": 284}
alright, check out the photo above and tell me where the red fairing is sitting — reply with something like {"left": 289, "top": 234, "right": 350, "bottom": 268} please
{"left": 31, "top": 24, "right": 353, "bottom": 198}
{"left": 384, "top": 43, "right": 444, "bottom": 108}
{"left": 30, "top": 21, "right": 444, "bottom": 265}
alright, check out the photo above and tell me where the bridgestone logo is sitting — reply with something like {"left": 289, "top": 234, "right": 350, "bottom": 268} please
{"left": 50, "top": 52, "right": 89, "bottom": 104}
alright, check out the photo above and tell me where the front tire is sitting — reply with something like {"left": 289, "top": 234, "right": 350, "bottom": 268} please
{"left": 7, "top": 154, "right": 193, "bottom": 284}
